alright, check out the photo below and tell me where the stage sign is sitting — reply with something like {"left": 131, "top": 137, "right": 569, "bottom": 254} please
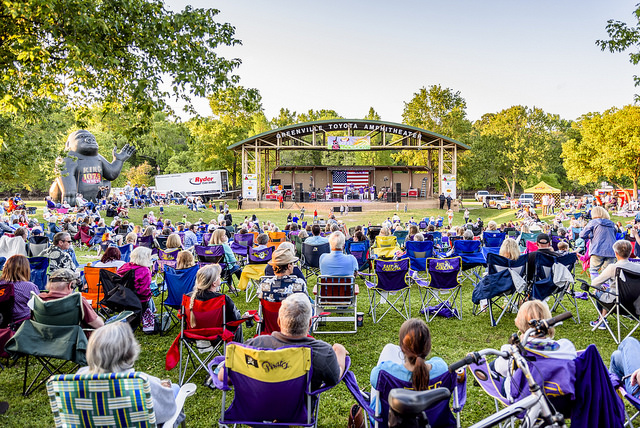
{"left": 327, "top": 136, "right": 370, "bottom": 150}
{"left": 243, "top": 173, "right": 258, "bottom": 199}
{"left": 441, "top": 174, "right": 456, "bottom": 199}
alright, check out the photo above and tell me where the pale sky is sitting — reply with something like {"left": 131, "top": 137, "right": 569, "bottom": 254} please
{"left": 166, "top": 0, "right": 639, "bottom": 123}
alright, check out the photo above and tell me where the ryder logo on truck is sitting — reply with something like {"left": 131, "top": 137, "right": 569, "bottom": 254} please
{"left": 189, "top": 176, "right": 216, "bottom": 185}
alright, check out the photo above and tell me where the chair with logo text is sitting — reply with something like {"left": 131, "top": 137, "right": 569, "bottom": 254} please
{"left": 240, "top": 246, "right": 274, "bottom": 302}
{"left": 360, "top": 258, "right": 411, "bottom": 324}
{"left": 415, "top": 257, "right": 463, "bottom": 321}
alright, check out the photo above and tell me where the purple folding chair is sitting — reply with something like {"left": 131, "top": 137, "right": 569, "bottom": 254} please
{"left": 469, "top": 344, "right": 624, "bottom": 428}
{"left": 136, "top": 235, "right": 153, "bottom": 249}
{"left": 415, "top": 256, "right": 463, "bottom": 321}
{"left": 360, "top": 258, "right": 411, "bottom": 323}
{"left": 201, "top": 233, "right": 212, "bottom": 245}
{"left": 230, "top": 233, "right": 254, "bottom": 259}
{"left": 194, "top": 245, "right": 226, "bottom": 268}
{"left": 157, "top": 248, "right": 180, "bottom": 272}
{"left": 342, "top": 365, "right": 466, "bottom": 428}
{"left": 248, "top": 246, "right": 273, "bottom": 264}
{"left": 208, "top": 343, "right": 349, "bottom": 427}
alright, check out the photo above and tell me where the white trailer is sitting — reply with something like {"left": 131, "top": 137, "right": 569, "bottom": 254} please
{"left": 155, "top": 170, "right": 229, "bottom": 200}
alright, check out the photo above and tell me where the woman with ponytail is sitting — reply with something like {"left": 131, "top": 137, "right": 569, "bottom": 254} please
{"left": 187, "top": 264, "right": 244, "bottom": 342}
{"left": 368, "top": 318, "right": 447, "bottom": 424}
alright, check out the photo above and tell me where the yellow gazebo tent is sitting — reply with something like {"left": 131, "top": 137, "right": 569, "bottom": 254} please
{"left": 524, "top": 181, "right": 561, "bottom": 209}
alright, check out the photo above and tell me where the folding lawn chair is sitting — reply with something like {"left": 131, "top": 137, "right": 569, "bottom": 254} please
{"left": 342, "top": 363, "right": 466, "bottom": 428}
{"left": 468, "top": 344, "right": 624, "bottom": 427}
{"left": 157, "top": 248, "right": 180, "bottom": 272}
{"left": 482, "top": 231, "right": 506, "bottom": 258}
{"left": 450, "top": 240, "right": 486, "bottom": 288}
{"left": 313, "top": 275, "right": 357, "bottom": 334}
{"left": 118, "top": 243, "right": 133, "bottom": 263}
{"left": 372, "top": 235, "right": 399, "bottom": 259}
{"left": 81, "top": 266, "right": 117, "bottom": 310}
{"left": 156, "top": 235, "right": 168, "bottom": 250}
{"left": 230, "top": 232, "right": 254, "bottom": 260}
{"left": 27, "top": 235, "right": 49, "bottom": 258}
{"left": 367, "top": 226, "right": 382, "bottom": 243}
{"left": 301, "top": 242, "right": 330, "bottom": 278}
{"left": 392, "top": 230, "right": 408, "bottom": 247}
{"left": 165, "top": 294, "right": 256, "bottom": 385}
{"left": 256, "top": 299, "right": 281, "bottom": 336}
{"left": 267, "top": 231, "right": 286, "bottom": 250}
{"left": 361, "top": 258, "right": 411, "bottom": 324}
{"left": 426, "top": 231, "right": 443, "bottom": 249}
{"left": 472, "top": 253, "right": 528, "bottom": 327}
{"left": 98, "top": 269, "right": 143, "bottom": 329}
{"left": 207, "top": 343, "right": 348, "bottom": 427}
{"left": 160, "top": 265, "right": 198, "bottom": 336}
{"left": 609, "top": 372, "right": 640, "bottom": 428}
{"left": 519, "top": 231, "right": 540, "bottom": 253}
{"left": 136, "top": 235, "right": 154, "bottom": 248}
{"left": 5, "top": 292, "right": 88, "bottom": 396}
{"left": 415, "top": 257, "right": 463, "bottom": 321}
{"left": 28, "top": 257, "right": 49, "bottom": 291}
{"left": 531, "top": 252, "right": 580, "bottom": 322}
{"left": 347, "top": 240, "right": 370, "bottom": 271}
{"left": 580, "top": 267, "right": 640, "bottom": 343}
{"left": 239, "top": 246, "right": 274, "bottom": 302}
{"left": 47, "top": 372, "right": 197, "bottom": 428}
{"left": 405, "top": 240, "right": 434, "bottom": 272}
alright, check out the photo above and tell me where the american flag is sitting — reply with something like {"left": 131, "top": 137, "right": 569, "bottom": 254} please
{"left": 332, "top": 170, "right": 369, "bottom": 192}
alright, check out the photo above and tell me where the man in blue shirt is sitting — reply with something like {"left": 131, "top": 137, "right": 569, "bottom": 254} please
{"left": 305, "top": 224, "right": 329, "bottom": 245}
{"left": 319, "top": 231, "right": 358, "bottom": 276}
{"left": 183, "top": 223, "right": 198, "bottom": 249}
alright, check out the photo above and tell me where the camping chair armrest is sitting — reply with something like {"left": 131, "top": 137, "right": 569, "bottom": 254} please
{"left": 226, "top": 310, "right": 260, "bottom": 328}
{"left": 163, "top": 383, "right": 197, "bottom": 428}
{"left": 577, "top": 278, "right": 618, "bottom": 298}
{"left": 357, "top": 271, "right": 374, "bottom": 278}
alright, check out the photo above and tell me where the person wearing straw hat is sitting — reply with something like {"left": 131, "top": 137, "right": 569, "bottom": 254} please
{"left": 257, "top": 245, "right": 307, "bottom": 303}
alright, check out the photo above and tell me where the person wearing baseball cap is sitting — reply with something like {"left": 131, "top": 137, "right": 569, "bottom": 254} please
{"left": 38, "top": 268, "right": 104, "bottom": 329}
{"left": 258, "top": 245, "right": 308, "bottom": 302}
{"left": 527, "top": 233, "right": 559, "bottom": 281}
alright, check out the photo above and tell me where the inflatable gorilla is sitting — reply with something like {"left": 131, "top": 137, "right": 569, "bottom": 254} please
{"left": 49, "top": 130, "right": 135, "bottom": 206}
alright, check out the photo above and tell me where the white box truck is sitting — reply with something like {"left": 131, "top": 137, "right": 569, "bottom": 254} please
{"left": 155, "top": 170, "right": 229, "bottom": 200}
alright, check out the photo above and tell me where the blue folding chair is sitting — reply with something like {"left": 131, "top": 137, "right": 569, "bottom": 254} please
{"left": 28, "top": 257, "right": 49, "bottom": 291}
{"left": 450, "top": 240, "right": 486, "bottom": 287}
{"left": 415, "top": 257, "right": 463, "bottom": 321}
{"left": 483, "top": 231, "right": 506, "bottom": 248}
{"left": 301, "top": 242, "right": 330, "bottom": 278}
{"left": 426, "top": 231, "right": 443, "bottom": 249}
{"left": 472, "top": 253, "right": 528, "bottom": 326}
{"left": 160, "top": 265, "right": 198, "bottom": 335}
{"left": 531, "top": 252, "right": 579, "bottom": 322}
{"left": 361, "top": 258, "right": 411, "bottom": 324}
{"left": 118, "top": 243, "right": 133, "bottom": 263}
{"left": 405, "top": 240, "right": 434, "bottom": 272}
{"left": 347, "top": 240, "right": 370, "bottom": 271}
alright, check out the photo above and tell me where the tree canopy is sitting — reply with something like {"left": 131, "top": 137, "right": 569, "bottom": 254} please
{"left": 563, "top": 105, "right": 640, "bottom": 197}
{"left": 1, "top": 0, "right": 240, "bottom": 127}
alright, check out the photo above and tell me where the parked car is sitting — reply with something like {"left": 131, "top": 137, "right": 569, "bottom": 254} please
{"left": 518, "top": 193, "right": 536, "bottom": 207}
{"left": 483, "top": 194, "right": 509, "bottom": 210}
{"left": 475, "top": 190, "right": 489, "bottom": 202}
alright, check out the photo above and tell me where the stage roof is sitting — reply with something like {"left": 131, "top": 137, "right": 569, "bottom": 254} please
{"left": 228, "top": 119, "right": 469, "bottom": 151}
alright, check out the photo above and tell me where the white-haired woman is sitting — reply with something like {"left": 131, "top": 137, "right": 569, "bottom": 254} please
{"left": 77, "top": 322, "right": 180, "bottom": 425}
{"left": 117, "top": 246, "right": 153, "bottom": 305}
{"left": 579, "top": 205, "right": 617, "bottom": 280}
{"left": 188, "top": 264, "right": 243, "bottom": 342}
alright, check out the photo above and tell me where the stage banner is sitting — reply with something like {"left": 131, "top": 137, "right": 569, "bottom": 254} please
{"left": 441, "top": 174, "right": 456, "bottom": 199}
{"left": 327, "top": 136, "right": 370, "bottom": 150}
{"left": 243, "top": 173, "right": 258, "bottom": 199}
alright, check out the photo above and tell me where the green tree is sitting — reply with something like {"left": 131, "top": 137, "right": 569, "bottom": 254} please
{"left": 1, "top": 0, "right": 240, "bottom": 126}
{"left": 562, "top": 105, "right": 640, "bottom": 198}
{"left": 597, "top": 5, "right": 640, "bottom": 99}
{"left": 466, "top": 106, "right": 565, "bottom": 197}
{"left": 125, "top": 162, "right": 153, "bottom": 186}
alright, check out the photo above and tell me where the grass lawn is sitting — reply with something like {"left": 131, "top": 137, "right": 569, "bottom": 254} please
{"left": 0, "top": 200, "right": 633, "bottom": 426}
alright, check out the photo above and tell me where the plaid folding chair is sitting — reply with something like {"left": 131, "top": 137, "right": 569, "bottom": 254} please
{"left": 472, "top": 253, "right": 528, "bottom": 327}
{"left": 450, "top": 240, "right": 486, "bottom": 288}
{"left": 5, "top": 292, "right": 88, "bottom": 396}
{"left": 580, "top": 267, "right": 640, "bottom": 343}
{"left": 165, "top": 294, "right": 256, "bottom": 385}
{"left": 240, "top": 247, "right": 274, "bottom": 302}
{"left": 82, "top": 266, "right": 117, "bottom": 310}
{"left": 46, "top": 372, "right": 197, "bottom": 428}
{"left": 301, "top": 242, "right": 330, "bottom": 278}
{"left": 531, "top": 252, "right": 580, "bottom": 322}
{"left": 207, "top": 343, "right": 348, "bottom": 427}
{"left": 159, "top": 265, "right": 198, "bottom": 336}
{"left": 406, "top": 240, "right": 434, "bottom": 272}
{"left": 342, "top": 364, "right": 466, "bottom": 428}
{"left": 361, "top": 258, "right": 411, "bottom": 324}
{"left": 415, "top": 257, "right": 463, "bottom": 321}
{"left": 313, "top": 275, "right": 357, "bottom": 334}
{"left": 347, "top": 240, "right": 370, "bottom": 271}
